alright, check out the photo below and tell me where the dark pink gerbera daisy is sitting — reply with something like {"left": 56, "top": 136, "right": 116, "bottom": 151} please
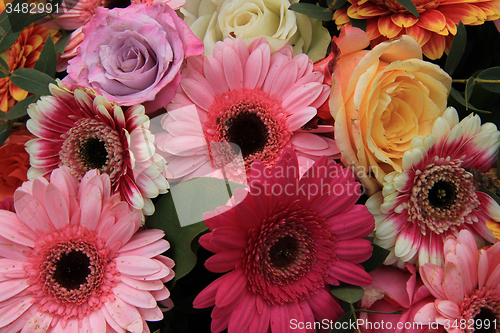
{"left": 26, "top": 82, "right": 168, "bottom": 215}
{"left": 193, "top": 149, "right": 375, "bottom": 333}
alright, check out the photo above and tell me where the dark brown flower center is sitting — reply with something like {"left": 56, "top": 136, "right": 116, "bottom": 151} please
{"left": 427, "top": 180, "right": 457, "bottom": 209}
{"left": 53, "top": 250, "right": 92, "bottom": 291}
{"left": 224, "top": 111, "right": 269, "bottom": 158}
{"left": 81, "top": 137, "right": 108, "bottom": 170}
{"left": 269, "top": 235, "right": 299, "bottom": 269}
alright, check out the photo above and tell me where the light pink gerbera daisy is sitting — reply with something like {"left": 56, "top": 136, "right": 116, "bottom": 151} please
{"left": 0, "top": 167, "right": 174, "bottom": 333}
{"left": 26, "top": 82, "right": 168, "bottom": 215}
{"left": 366, "top": 107, "right": 500, "bottom": 269}
{"left": 156, "top": 38, "right": 339, "bottom": 182}
{"left": 193, "top": 149, "right": 374, "bottom": 333}
{"left": 415, "top": 229, "right": 500, "bottom": 332}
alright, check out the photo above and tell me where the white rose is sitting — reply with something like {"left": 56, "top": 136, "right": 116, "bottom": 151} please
{"left": 180, "top": 0, "right": 330, "bottom": 61}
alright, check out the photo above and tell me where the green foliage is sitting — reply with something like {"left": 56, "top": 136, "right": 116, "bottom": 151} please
{"left": 445, "top": 22, "right": 466, "bottom": 76}
{"left": 10, "top": 68, "right": 56, "bottom": 96}
{"left": 0, "top": 123, "right": 12, "bottom": 146}
{"left": 2, "top": 94, "right": 38, "bottom": 120}
{"left": 477, "top": 67, "right": 500, "bottom": 93}
{"left": 329, "top": 310, "right": 356, "bottom": 333}
{"left": 55, "top": 32, "right": 72, "bottom": 54}
{"left": 349, "top": 17, "right": 366, "bottom": 31}
{"left": 289, "top": 3, "right": 333, "bottom": 21}
{"left": 0, "top": 0, "right": 27, "bottom": 54}
{"left": 394, "top": 0, "right": 419, "bottom": 18}
{"left": 330, "top": 285, "right": 365, "bottom": 304}
{"left": 34, "top": 37, "right": 56, "bottom": 77}
{"left": 145, "top": 177, "right": 246, "bottom": 282}
{"left": 361, "top": 244, "right": 390, "bottom": 272}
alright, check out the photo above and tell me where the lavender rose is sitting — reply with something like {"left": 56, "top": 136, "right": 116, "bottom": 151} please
{"left": 66, "top": 3, "right": 204, "bottom": 114}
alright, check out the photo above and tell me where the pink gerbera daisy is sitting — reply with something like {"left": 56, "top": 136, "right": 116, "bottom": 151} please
{"left": 26, "top": 82, "right": 168, "bottom": 215}
{"left": 366, "top": 107, "right": 500, "bottom": 268}
{"left": 0, "top": 167, "right": 174, "bottom": 332}
{"left": 156, "top": 38, "right": 339, "bottom": 182}
{"left": 415, "top": 229, "right": 500, "bottom": 332}
{"left": 193, "top": 149, "right": 374, "bottom": 333}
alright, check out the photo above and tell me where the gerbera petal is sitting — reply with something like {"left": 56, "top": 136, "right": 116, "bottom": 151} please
{"left": 115, "top": 256, "right": 162, "bottom": 276}
{"left": 104, "top": 297, "right": 143, "bottom": 333}
{"left": 44, "top": 183, "right": 70, "bottom": 229}
{"left": 113, "top": 282, "right": 157, "bottom": 309}
{"left": 215, "top": 270, "right": 248, "bottom": 308}
{"left": 14, "top": 191, "right": 54, "bottom": 234}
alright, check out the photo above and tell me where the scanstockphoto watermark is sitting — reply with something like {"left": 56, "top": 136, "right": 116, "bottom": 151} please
{"left": 289, "top": 319, "right": 426, "bottom": 331}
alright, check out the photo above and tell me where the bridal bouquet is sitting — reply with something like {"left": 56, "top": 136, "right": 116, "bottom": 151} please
{"left": 1, "top": 0, "right": 500, "bottom": 331}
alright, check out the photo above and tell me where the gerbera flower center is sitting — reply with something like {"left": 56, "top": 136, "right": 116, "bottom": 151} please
{"left": 205, "top": 88, "right": 292, "bottom": 169}
{"left": 461, "top": 287, "right": 500, "bottom": 333}
{"left": 243, "top": 203, "right": 337, "bottom": 305}
{"left": 409, "top": 157, "right": 480, "bottom": 235}
{"left": 60, "top": 118, "right": 124, "bottom": 181}
{"left": 25, "top": 225, "right": 120, "bottom": 320}
{"left": 80, "top": 137, "right": 108, "bottom": 170}
{"left": 52, "top": 249, "right": 92, "bottom": 290}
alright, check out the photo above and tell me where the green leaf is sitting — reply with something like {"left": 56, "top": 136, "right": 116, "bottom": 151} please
{"left": 25, "top": 0, "right": 65, "bottom": 25}
{"left": 328, "top": 0, "right": 347, "bottom": 10}
{"left": 0, "top": 0, "right": 27, "bottom": 54}
{"left": 0, "top": 123, "right": 12, "bottom": 146}
{"left": 394, "top": 0, "right": 419, "bottom": 18}
{"left": 55, "top": 31, "right": 72, "bottom": 54}
{"left": 477, "top": 67, "right": 500, "bottom": 94}
{"left": 289, "top": 3, "right": 333, "bottom": 21}
{"left": 330, "top": 285, "right": 365, "bottom": 304}
{"left": 349, "top": 17, "right": 366, "bottom": 31}
{"left": 465, "top": 76, "right": 476, "bottom": 106}
{"left": 10, "top": 68, "right": 56, "bottom": 96}
{"left": 146, "top": 192, "right": 208, "bottom": 283}
{"left": 445, "top": 22, "right": 466, "bottom": 76}
{"left": 361, "top": 244, "right": 390, "bottom": 272}
{"left": 329, "top": 310, "right": 356, "bottom": 333}
{"left": 145, "top": 177, "right": 246, "bottom": 282}
{"left": 2, "top": 94, "right": 38, "bottom": 120}
{"left": 0, "top": 56, "right": 9, "bottom": 77}
{"left": 449, "top": 87, "right": 490, "bottom": 114}
{"left": 34, "top": 37, "right": 56, "bottom": 77}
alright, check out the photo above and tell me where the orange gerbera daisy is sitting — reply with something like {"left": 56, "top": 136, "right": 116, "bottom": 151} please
{"left": 334, "top": 0, "right": 500, "bottom": 59}
{"left": 0, "top": 23, "right": 56, "bottom": 112}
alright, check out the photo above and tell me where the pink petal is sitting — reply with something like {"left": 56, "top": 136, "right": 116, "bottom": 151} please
{"left": 269, "top": 60, "right": 298, "bottom": 98}
{"left": 205, "top": 250, "right": 242, "bottom": 273}
{"left": 328, "top": 261, "right": 372, "bottom": 286}
{"left": 138, "top": 307, "right": 163, "bottom": 321}
{"left": 204, "top": 56, "right": 228, "bottom": 95}
{"left": 215, "top": 269, "right": 248, "bottom": 308}
{"left": 79, "top": 183, "right": 102, "bottom": 231}
{"left": 193, "top": 275, "right": 226, "bottom": 309}
{"left": 0, "top": 294, "right": 34, "bottom": 327}
{"left": 13, "top": 191, "right": 54, "bottom": 234}
{"left": 286, "top": 107, "right": 317, "bottom": 131}
{"left": 270, "top": 302, "right": 290, "bottom": 333}
{"left": 243, "top": 47, "right": 263, "bottom": 90}
{"left": 419, "top": 263, "right": 446, "bottom": 299}
{"left": 118, "top": 239, "right": 169, "bottom": 259}
{"left": 0, "top": 211, "right": 35, "bottom": 247}
{"left": 88, "top": 309, "right": 107, "bottom": 333}
{"left": 113, "top": 282, "right": 157, "bottom": 309}
{"left": 435, "top": 299, "right": 460, "bottom": 319}
{"left": 223, "top": 46, "right": 243, "bottom": 91}
{"left": 0, "top": 279, "right": 29, "bottom": 302}
{"left": 281, "top": 82, "right": 323, "bottom": 112}
{"left": 44, "top": 183, "right": 69, "bottom": 229}
{"left": 442, "top": 262, "right": 464, "bottom": 305}
{"left": 118, "top": 229, "right": 165, "bottom": 253}
{"left": 414, "top": 302, "right": 439, "bottom": 323}
{"left": 115, "top": 255, "right": 162, "bottom": 276}
{"left": 104, "top": 210, "right": 142, "bottom": 252}
{"left": 150, "top": 285, "right": 170, "bottom": 301}
{"left": 334, "top": 239, "right": 373, "bottom": 263}
{"left": 308, "top": 288, "right": 343, "bottom": 322}
{"left": 228, "top": 293, "right": 256, "bottom": 333}
{"left": 0, "top": 259, "right": 26, "bottom": 279}
{"left": 0, "top": 240, "right": 30, "bottom": 261}
{"left": 18, "top": 309, "right": 53, "bottom": 332}
{"left": 120, "top": 276, "right": 165, "bottom": 291}
{"left": 104, "top": 297, "right": 143, "bottom": 333}
{"left": 180, "top": 76, "right": 215, "bottom": 111}
{"left": 121, "top": 174, "right": 145, "bottom": 210}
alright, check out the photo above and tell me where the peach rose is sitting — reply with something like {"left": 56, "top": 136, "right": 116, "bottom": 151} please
{"left": 0, "top": 128, "right": 33, "bottom": 201}
{"left": 329, "top": 27, "right": 452, "bottom": 195}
